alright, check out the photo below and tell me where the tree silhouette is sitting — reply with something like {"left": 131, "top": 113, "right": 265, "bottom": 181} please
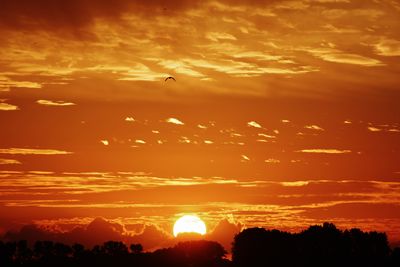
{"left": 1, "top": 223, "right": 399, "bottom": 267}
{"left": 101, "top": 241, "right": 128, "bottom": 256}
{"left": 130, "top": 243, "right": 143, "bottom": 254}
{"left": 232, "top": 227, "right": 295, "bottom": 267}
{"left": 232, "top": 222, "right": 395, "bottom": 267}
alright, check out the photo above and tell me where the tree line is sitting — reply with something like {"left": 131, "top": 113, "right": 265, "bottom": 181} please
{"left": 232, "top": 222, "right": 400, "bottom": 267}
{"left": 1, "top": 222, "right": 399, "bottom": 267}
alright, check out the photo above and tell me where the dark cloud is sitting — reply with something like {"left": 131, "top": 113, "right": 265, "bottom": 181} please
{"left": 207, "top": 219, "right": 242, "bottom": 251}
{"left": 1, "top": 217, "right": 245, "bottom": 251}
{"left": 1, "top": 217, "right": 172, "bottom": 250}
{"left": 130, "top": 224, "right": 173, "bottom": 250}
{"left": 0, "top": 0, "right": 201, "bottom": 33}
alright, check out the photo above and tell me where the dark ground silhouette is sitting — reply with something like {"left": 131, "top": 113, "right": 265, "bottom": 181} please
{"left": 233, "top": 222, "right": 400, "bottom": 267}
{"left": 1, "top": 222, "right": 399, "bottom": 267}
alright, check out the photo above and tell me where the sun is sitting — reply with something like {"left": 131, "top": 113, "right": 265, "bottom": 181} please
{"left": 173, "top": 215, "right": 207, "bottom": 237}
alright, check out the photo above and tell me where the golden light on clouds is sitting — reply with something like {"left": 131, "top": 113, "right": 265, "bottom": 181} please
{"left": 36, "top": 99, "right": 76, "bottom": 106}
{"left": 0, "top": 148, "right": 73, "bottom": 155}
{"left": 166, "top": 118, "right": 184, "bottom": 125}
{"left": 296, "top": 149, "right": 352, "bottom": 154}
{"left": 0, "top": 101, "right": 19, "bottom": 110}
{"left": 0, "top": 158, "right": 21, "bottom": 165}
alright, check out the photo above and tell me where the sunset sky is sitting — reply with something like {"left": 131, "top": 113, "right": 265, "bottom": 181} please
{"left": 1, "top": 0, "right": 400, "bottom": 250}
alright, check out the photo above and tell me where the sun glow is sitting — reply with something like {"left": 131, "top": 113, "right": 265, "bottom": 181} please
{"left": 173, "top": 215, "right": 207, "bottom": 237}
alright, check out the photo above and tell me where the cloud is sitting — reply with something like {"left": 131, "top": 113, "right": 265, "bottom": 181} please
{"left": 206, "top": 32, "right": 237, "bottom": 42}
{"left": 100, "top": 140, "right": 109, "bottom": 146}
{"left": 233, "top": 51, "right": 283, "bottom": 61}
{"left": 367, "top": 126, "right": 382, "bottom": 132}
{"left": 0, "top": 76, "right": 41, "bottom": 91}
{"left": 0, "top": 100, "right": 19, "bottom": 111}
{"left": 0, "top": 148, "right": 73, "bottom": 155}
{"left": 0, "top": 158, "right": 21, "bottom": 165}
{"left": 247, "top": 121, "right": 262, "bottom": 128}
{"left": 281, "top": 181, "right": 309, "bottom": 187}
{"left": 36, "top": 99, "right": 76, "bottom": 106}
{"left": 367, "top": 125, "right": 400, "bottom": 133}
{"left": 182, "top": 57, "right": 315, "bottom": 78}
{"left": 0, "top": 0, "right": 396, "bottom": 101}
{"left": 166, "top": 117, "right": 184, "bottom": 125}
{"left": 258, "top": 133, "right": 276, "bottom": 138}
{"left": 197, "top": 124, "right": 207, "bottom": 129}
{"left": 130, "top": 224, "right": 173, "bottom": 250}
{"left": 207, "top": 219, "right": 242, "bottom": 251}
{"left": 158, "top": 60, "right": 205, "bottom": 78}
{"left": 308, "top": 48, "right": 384, "bottom": 66}
{"left": 304, "top": 125, "right": 324, "bottom": 131}
{"left": 296, "top": 149, "right": 351, "bottom": 154}
{"left": 114, "top": 64, "right": 166, "bottom": 81}
{"left": 241, "top": 155, "right": 250, "bottom": 161}
{"left": 125, "top": 117, "right": 135, "bottom": 122}
{"left": 265, "top": 158, "right": 280, "bottom": 163}
{"left": 374, "top": 39, "right": 400, "bottom": 56}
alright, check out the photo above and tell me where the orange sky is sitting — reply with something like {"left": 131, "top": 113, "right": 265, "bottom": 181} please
{"left": 0, "top": 0, "right": 400, "bottom": 249}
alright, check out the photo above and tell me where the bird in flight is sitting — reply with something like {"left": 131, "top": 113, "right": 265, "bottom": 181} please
{"left": 165, "top": 76, "right": 176, "bottom": 82}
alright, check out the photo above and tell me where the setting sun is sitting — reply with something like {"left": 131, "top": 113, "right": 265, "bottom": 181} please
{"left": 173, "top": 215, "right": 207, "bottom": 237}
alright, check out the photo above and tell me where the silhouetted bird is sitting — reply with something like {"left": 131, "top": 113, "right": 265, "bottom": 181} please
{"left": 165, "top": 76, "right": 176, "bottom": 82}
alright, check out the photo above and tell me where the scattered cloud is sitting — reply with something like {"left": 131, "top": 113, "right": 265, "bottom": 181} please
{"left": 0, "top": 158, "right": 21, "bottom": 165}
{"left": 296, "top": 149, "right": 351, "bottom": 154}
{"left": 0, "top": 76, "right": 41, "bottom": 91}
{"left": 367, "top": 125, "right": 400, "bottom": 133}
{"left": 258, "top": 133, "right": 276, "bottom": 139}
{"left": 367, "top": 126, "right": 382, "bottom": 132}
{"left": 247, "top": 121, "right": 262, "bottom": 128}
{"left": 374, "top": 39, "right": 400, "bottom": 57}
{"left": 197, "top": 124, "right": 207, "bottom": 129}
{"left": 158, "top": 60, "right": 205, "bottom": 78}
{"left": 308, "top": 48, "right": 384, "bottom": 66}
{"left": 281, "top": 181, "right": 309, "bottom": 187}
{"left": 305, "top": 125, "right": 324, "bottom": 131}
{"left": 265, "top": 158, "right": 280, "bottom": 163}
{"left": 0, "top": 100, "right": 19, "bottom": 111}
{"left": 116, "top": 63, "right": 166, "bottom": 81}
{"left": 100, "top": 140, "right": 109, "bottom": 146}
{"left": 166, "top": 118, "right": 184, "bottom": 125}
{"left": 206, "top": 32, "right": 237, "bottom": 42}
{"left": 0, "top": 148, "right": 73, "bottom": 155}
{"left": 36, "top": 99, "right": 76, "bottom": 106}
{"left": 125, "top": 117, "right": 135, "bottom": 122}
{"left": 241, "top": 155, "right": 250, "bottom": 161}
